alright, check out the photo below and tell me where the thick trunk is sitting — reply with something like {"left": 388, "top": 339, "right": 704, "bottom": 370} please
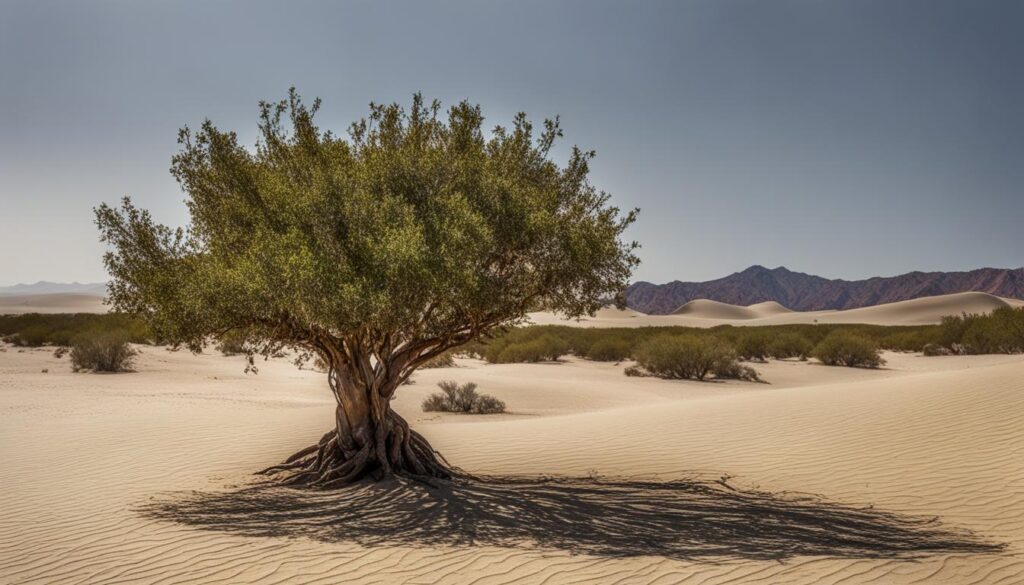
{"left": 260, "top": 358, "right": 451, "bottom": 488}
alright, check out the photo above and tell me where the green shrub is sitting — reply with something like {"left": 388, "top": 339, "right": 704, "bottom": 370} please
{"left": 734, "top": 331, "right": 771, "bottom": 361}
{"left": 931, "top": 307, "right": 1024, "bottom": 354}
{"left": 583, "top": 337, "right": 633, "bottom": 362}
{"left": 421, "top": 351, "right": 456, "bottom": 368}
{"left": 422, "top": 381, "right": 506, "bottom": 414}
{"left": 812, "top": 332, "right": 884, "bottom": 368}
{"left": 10, "top": 324, "right": 51, "bottom": 347}
{"left": 711, "top": 360, "right": 763, "bottom": 382}
{"left": 767, "top": 333, "right": 813, "bottom": 360}
{"left": 70, "top": 332, "right": 138, "bottom": 372}
{"left": 492, "top": 334, "right": 570, "bottom": 363}
{"left": 0, "top": 313, "right": 152, "bottom": 347}
{"left": 632, "top": 335, "right": 756, "bottom": 381}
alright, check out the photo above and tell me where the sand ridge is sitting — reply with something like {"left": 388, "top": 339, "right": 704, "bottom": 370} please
{"left": 530, "top": 291, "right": 1018, "bottom": 328}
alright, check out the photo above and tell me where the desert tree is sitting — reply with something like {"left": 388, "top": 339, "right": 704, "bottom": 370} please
{"left": 95, "top": 90, "right": 638, "bottom": 487}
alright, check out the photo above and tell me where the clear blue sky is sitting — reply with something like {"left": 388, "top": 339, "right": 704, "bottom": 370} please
{"left": 1, "top": 0, "right": 1021, "bottom": 286}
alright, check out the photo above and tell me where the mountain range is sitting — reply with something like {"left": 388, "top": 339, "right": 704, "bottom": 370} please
{"left": 626, "top": 266, "right": 1024, "bottom": 314}
{"left": 0, "top": 281, "right": 108, "bottom": 296}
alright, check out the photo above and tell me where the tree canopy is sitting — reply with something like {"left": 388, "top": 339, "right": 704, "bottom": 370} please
{"left": 96, "top": 90, "right": 638, "bottom": 484}
{"left": 96, "top": 90, "right": 638, "bottom": 369}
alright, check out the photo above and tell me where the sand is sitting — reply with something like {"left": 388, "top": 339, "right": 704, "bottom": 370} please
{"left": 530, "top": 291, "right": 1020, "bottom": 328}
{"left": 1, "top": 340, "right": 1022, "bottom": 584}
{"left": 0, "top": 293, "right": 107, "bottom": 315}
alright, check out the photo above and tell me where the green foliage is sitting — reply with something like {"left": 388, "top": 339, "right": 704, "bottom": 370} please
{"left": 631, "top": 335, "right": 747, "bottom": 381}
{"left": 582, "top": 337, "right": 633, "bottom": 362}
{"left": 933, "top": 308, "right": 1024, "bottom": 354}
{"left": 491, "top": 333, "right": 570, "bottom": 363}
{"left": 70, "top": 331, "right": 138, "bottom": 372}
{"left": 812, "top": 332, "right": 885, "bottom": 368}
{"left": 94, "top": 90, "right": 639, "bottom": 367}
{"left": 734, "top": 331, "right": 771, "bottom": 361}
{"left": 422, "top": 381, "right": 506, "bottom": 414}
{"left": 767, "top": 333, "right": 813, "bottom": 360}
{"left": 420, "top": 350, "right": 456, "bottom": 368}
{"left": 0, "top": 313, "right": 151, "bottom": 347}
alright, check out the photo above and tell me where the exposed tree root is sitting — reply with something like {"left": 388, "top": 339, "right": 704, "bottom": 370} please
{"left": 258, "top": 413, "right": 452, "bottom": 489}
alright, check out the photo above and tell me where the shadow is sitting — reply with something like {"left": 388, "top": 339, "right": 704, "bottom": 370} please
{"left": 142, "top": 474, "right": 1004, "bottom": 562}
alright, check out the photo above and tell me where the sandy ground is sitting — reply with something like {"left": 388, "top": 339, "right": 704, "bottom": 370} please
{"left": 0, "top": 293, "right": 107, "bottom": 314}
{"left": 1, "top": 341, "right": 1022, "bottom": 584}
{"left": 530, "top": 291, "right": 1024, "bottom": 327}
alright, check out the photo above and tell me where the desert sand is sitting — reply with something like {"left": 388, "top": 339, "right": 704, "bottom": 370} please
{"left": 529, "top": 291, "right": 1021, "bottom": 327}
{"left": 0, "top": 293, "right": 107, "bottom": 315}
{"left": 1, "top": 334, "right": 1022, "bottom": 584}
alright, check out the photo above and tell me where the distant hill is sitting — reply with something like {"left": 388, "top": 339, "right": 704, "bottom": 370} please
{"left": 0, "top": 281, "right": 108, "bottom": 296}
{"left": 626, "top": 266, "right": 1024, "bottom": 314}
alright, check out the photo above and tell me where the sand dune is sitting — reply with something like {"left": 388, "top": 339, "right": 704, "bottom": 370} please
{"left": 530, "top": 291, "right": 1017, "bottom": 328}
{"left": 673, "top": 298, "right": 764, "bottom": 319}
{"left": 0, "top": 293, "right": 107, "bottom": 314}
{"left": 1, "top": 345, "right": 1021, "bottom": 584}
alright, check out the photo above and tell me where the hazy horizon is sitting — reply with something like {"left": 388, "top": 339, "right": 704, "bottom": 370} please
{"left": 2, "top": 0, "right": 1022, "bottom": 285}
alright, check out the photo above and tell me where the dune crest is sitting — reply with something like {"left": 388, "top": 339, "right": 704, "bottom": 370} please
{"left": 529, "top": 292, "right": 1017, "bottom": 328}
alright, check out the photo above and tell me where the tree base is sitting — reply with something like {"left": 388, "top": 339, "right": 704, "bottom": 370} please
{"left": 258, "top": 426, "right": 453, "bottom": 489}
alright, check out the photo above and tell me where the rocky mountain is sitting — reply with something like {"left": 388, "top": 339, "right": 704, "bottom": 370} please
{"left": 626, "top": 266, "right": 1024, "bottom": 314}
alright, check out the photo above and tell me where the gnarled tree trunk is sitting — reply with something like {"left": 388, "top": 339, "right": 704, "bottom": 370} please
{"left": 260, "top": 346, "right": 452, "bottom": 488}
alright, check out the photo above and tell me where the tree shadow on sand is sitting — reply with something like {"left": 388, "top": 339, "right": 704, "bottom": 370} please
{"left": 142, "top": 474, "right": 1004, "bottom": 562}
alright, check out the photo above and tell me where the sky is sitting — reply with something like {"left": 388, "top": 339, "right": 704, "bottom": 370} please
{"left": 1, "top": 0, "right": 1021, "bottom": 286}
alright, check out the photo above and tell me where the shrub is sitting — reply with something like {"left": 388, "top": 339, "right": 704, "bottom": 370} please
{"left": 931, "top": 308, "right": 1024, "bottom": 354}
{"left": 583, "top": 337, "right": 633, "bottom": 362}
{"left": 922, "top": 343, "right": 952, "bottom": 357}
{"left": 10, "top": 324, "right": 51, "bottom": 347}
{"left": 734, "top": 331, "right": 771, "bottom": 362}
{"left": 70, "top": 332, "right": 138, "bottom": 372}
{"left": 422, "top": 381, "right": 506, "bottom": 414}
{"left": 421, "top": 351, "right": 456, "bottom": 368}
{"left": 216, "top": 330, "right": 249, "bottom": 356}
{"left": 767, "top": 333, "right": 813, "bottom": 360}
{"left": 632, "top": 335, "right": 757, "bottom": 381}
{"left": 493, "top": 334, "right": 570, "bottom": 363}
{"left": 712, "top": 360, "right": 764, "bottom": 382}
{"left": 812, "top": 332, "right": 884, "bottom": 368}
{"left": 0, "top": 313, "right": 152, "bottom": 347}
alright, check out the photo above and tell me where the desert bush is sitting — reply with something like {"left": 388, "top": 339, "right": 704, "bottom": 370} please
{"left": 582, "top": 337, "right": 633, "bottom": 362}
{"left": 421, "top": 351, "right": 456, "bottom": 368}
{"left": 70, "top": 331, "right": 138, "bottom": 372}
{"left": 0, "top": 313, "right": 152, "bottom": 347}
{"left": 711, "top": 360, "right": 763, "bottom": 382}
{"left": 632, "top": 335, "right": 756, "bottom": 381}
{"left": 812, "top": 331, "right": 884, "bottom": 368}
{"left": 767, "top": 333, "right": 813, "bottom": 360}
{"left": 734, "top": 331, "right": 771, "bottom": 362}
{"left": 931, "top": 308, "right": 1024, "bottom": 354}
{"left": 922, "top": 343, "right": 952, "bottom": 357}
{"left": 961, "top": 307, "right": 1024, "bottom": 353}
{"left": 491, "top": 333, "right": 570, "bottom": 363}
{"left": 422, "top": 381, "right": 506, "bottom": 414}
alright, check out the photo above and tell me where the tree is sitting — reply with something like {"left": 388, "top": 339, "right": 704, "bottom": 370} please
{"left": 95, "top": 90, "right": 638, "bottom": 487}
